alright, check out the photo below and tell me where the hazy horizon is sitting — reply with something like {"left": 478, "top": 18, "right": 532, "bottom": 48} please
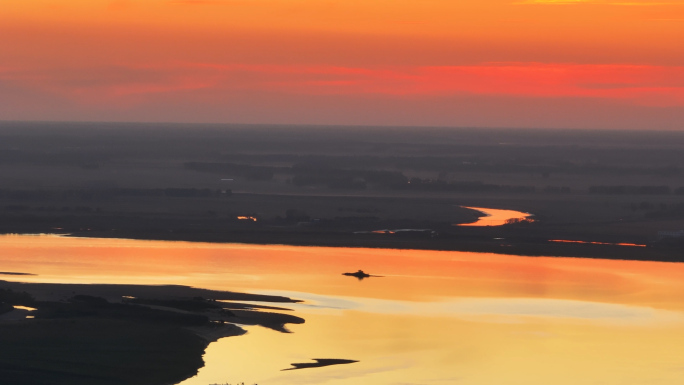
{"left": 3, "top": 119, "right": 684, "bottom": 133}
{"left": 2, "top": 1, "right": 683, "bottom": 130}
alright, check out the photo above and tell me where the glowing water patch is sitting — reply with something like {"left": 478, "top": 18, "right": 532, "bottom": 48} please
{"left": 244, "top": 291, "right": 684, "bottom": 326}
{"left": 12, "top": 305, "right": 37, "bottom": 311}
{"left": 457, "top": 206, "right": 534, "bottom": 227}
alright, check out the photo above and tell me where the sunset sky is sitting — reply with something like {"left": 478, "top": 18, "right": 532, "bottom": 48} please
{"left": 1, "top": 0, "right": 683, "bottom": 129}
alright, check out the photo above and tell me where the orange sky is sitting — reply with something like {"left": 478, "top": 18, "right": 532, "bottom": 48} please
{"left": 1, "top": 0, "right": 683, "bottom": 128}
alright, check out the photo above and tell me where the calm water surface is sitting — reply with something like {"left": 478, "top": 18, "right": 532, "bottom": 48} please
{"left": 458, "top": 206, "right": 534, "bottom": 226}
{"left": 1, "top": 234, "right": 684, "bottom": 384}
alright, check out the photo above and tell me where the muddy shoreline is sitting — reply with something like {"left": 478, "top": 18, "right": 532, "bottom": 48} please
{"left": 0, "top": 281, "right": 304, "bottom": 385}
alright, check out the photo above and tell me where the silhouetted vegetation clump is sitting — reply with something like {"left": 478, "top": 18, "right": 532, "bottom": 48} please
{"left": 394, "top": 178, "right": 535, "bottom": 193}
{"left": 543, "top": 186, "right": 572, "bottom": 194}
{"left": 589, "top": 185, "right": 671, "bottom": 195}
{"left": 185, "top": 162, "right": 276, "bottom": 180}
{"left": 0, "top": 288, "right": 36, "bottom": 306}
{"left": 290, "top": 164, "right": 406, "bottom": 189}
{"left": 0, "top": 188, "right": 229, "bottom": 203}
{"left": 645, "top": 203, "right": 684, "bottom": 219}
{"left": 0, "top": 302, "right": 13, "bottom": 315}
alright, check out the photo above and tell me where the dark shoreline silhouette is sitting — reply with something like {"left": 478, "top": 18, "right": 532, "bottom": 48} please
{"left": 0, "top": 280, "right": 305, "bottom": 385}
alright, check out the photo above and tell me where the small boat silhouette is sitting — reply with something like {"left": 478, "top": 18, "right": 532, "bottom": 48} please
{"left": 342, "top": 270, "right": 373, "bottom": 279}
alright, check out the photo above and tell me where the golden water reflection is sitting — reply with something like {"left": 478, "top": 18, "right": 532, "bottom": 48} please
{"left": 457, "top": 206, "right": 534, "bottom": 226}
{"left": 185, "top": 313, "right": 684, "bottom": 385}
{"left": 1, "top": 234, "right": 684, "bottom": 384}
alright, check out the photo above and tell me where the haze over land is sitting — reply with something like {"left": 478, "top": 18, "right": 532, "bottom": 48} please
{"left": 0, "top": 122, "right": 683, "bottom": 260}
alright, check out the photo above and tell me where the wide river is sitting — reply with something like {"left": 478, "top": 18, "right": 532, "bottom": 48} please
{"left": 2, "top": 234, "right": 684, "bottom": 384}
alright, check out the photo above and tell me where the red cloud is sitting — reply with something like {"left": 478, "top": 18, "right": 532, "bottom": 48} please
{"left": 197, "top": 62, "right": 684, "bottom": 107}
{"left": 5, "top": 62, "right": 684, "bottom": 108}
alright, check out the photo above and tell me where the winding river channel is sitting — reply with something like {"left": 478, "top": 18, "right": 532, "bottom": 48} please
{"left": 457, "top": 206, "right": 534, "bottom": 226}
{"left": 2, "top": 234, "right": 684, "bottom": 384}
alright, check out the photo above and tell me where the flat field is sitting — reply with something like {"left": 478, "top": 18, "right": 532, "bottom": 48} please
{"left": 0, "top": 122, "right": 683, "bottom": 260}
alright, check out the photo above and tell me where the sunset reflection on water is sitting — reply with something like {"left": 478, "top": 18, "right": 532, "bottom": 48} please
{"left": 1, "top": 234, "right": 684, "bottom": 384}
{"left": 457, "top": 206, "right": 534, "bottom": 227}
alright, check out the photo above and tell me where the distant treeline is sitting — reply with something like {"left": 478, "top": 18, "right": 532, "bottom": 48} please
{"left": 185, "top": 162, "right": 684, "bottom": 195}
{"left": 186, "top": 162, "right": 543, "bottom": 192}
{"left": 645, "top": 203, "right": 684, "bottom": 219}
{"left": 588, "top": 186, "right": 683, "bottom": 195}
{"left": 391, "top": 158, "right": 682, "bottom": 177}
{"left": 392, "top": 178, "right": 536, "bottom": 194}
{"left": 0, "top": 188, "right": 231, "bottom": 201}
{"left": 290, "top": 164, "right": 406, "bottom": 189}
{"left": 184, "top": 162, "right": 279, "bottom": 181}
{"left": 543, "top": 186, "right": 572, "bottom": 194}
{"left": 185, "top": 161, "right": 407, "bottom": 189}
{"left": 217, "top": 153, "right": 684, "bottom": 177}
